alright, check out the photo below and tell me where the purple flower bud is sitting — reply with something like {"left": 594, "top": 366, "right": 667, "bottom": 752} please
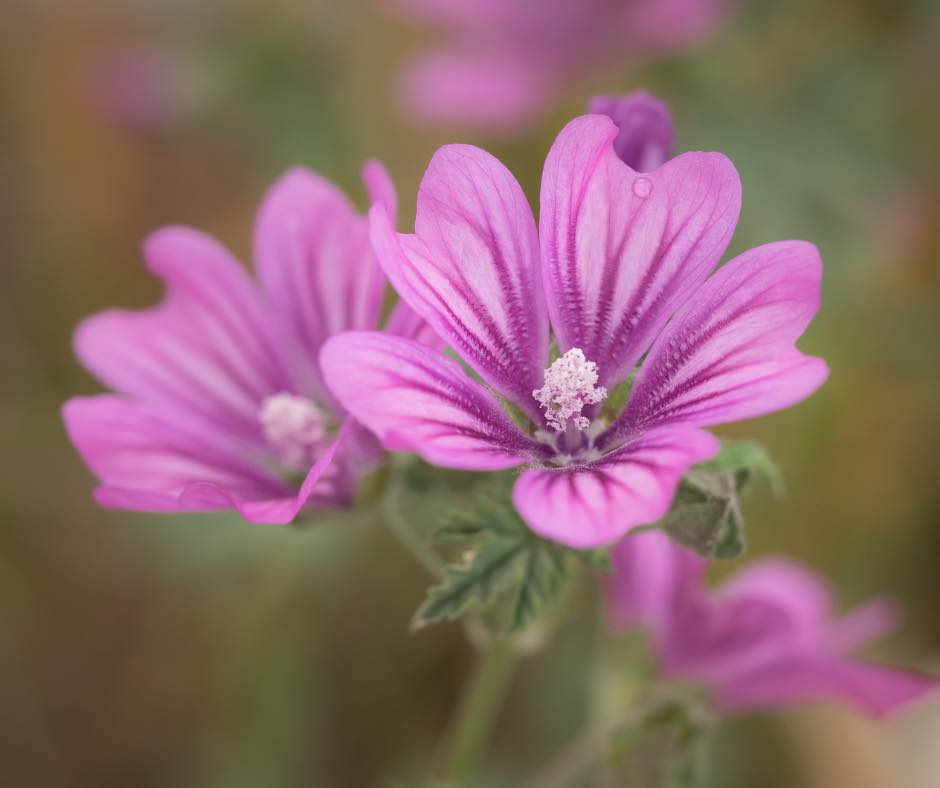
{"left": 588, "top": 91, "right": 675, "bottom": 171}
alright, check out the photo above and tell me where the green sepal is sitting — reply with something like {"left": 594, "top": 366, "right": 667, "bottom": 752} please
{"left": 657, "top": 472, "right": 745, "bottom": 559}
{"left": 654, "top": 440, "right": 784, "bottom": 559}
{"left": 698, "top": 439, "right": 784, "bottom": 497}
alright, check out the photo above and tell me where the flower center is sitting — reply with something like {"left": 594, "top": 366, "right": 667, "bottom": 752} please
{"left": 532, "top": 348, "right": 608, "bottom": 433}
{"left": 258, "top": 393, "right": 327, "bottom": 471}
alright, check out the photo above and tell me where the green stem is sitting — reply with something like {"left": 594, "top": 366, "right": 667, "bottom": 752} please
{"left": 435, "top": 637, "right": 517, "bottom": 786}
{"left": 520, "top": 632, "right": 650, "bottom": 788}
{"left": 518, "top": 722, "right": 612, "bottom": 788}
{"left": 382, "top": 481, "right": 445, "bottom": 577}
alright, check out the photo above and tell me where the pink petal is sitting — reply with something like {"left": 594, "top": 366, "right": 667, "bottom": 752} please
{"left": 385, "top": 300, "right": 444, "bottom": 348}
{"left": 399, "top": 50, "right": 554, "bottom": 132}
{"left": 716, "top": 656, "right": 937, "bottom": 719}
{"left": 63, "top": 395, "right": 346, "bottom": 522}
{"left": 319, "top": 331, "right": 542, "bottom": 470}
{"left": 657, "top": 559, "right": 838, "bottom": 686}
{"left": 178, "top": 428, "right": 348, "bottom": 523}
{"left": 74, "top": 227, "right": 292, "bottom": 443}
{"left": 540, "top": 115, "right": 741, "bottom": 390}
{"left": 254, "top": 167, "right": 386, "bottom": 402}
{"left": 369, "top": 144, "right": 549, "bottom": 420}
{"left": 607, "top": 240, "right": 829, "bottom": 444}
{"left": 512, "top": 425, "right": 718, "bottom": 549}
{"left": 626, "top": 0, "right": 730, "bottom": 49}
{"left": 361, "top": 159, "right": 398, "bottom": 221}
{"left": 361, "top": 160, "right": 442, "bottom": 349}
{"left": 606, "top": 529, "right": 706, "bottom": 630}
{"left": 715, "top": 558, "right": 835, "bottom": 641}
{"left": 827, "top": 599, "right": 901, "bottom": 654}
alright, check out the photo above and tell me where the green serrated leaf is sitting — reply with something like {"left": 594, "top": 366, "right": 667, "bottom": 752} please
{"left": 508, "top": 543, "right": 567, "bottom": 634}
{"left": 412, "top": 538, "right": 527, "bottom": 629}
{"left": 434, "top": 484, "right": 525, "bottom": 541}
{"left": 434, "top": 514, "right": 491, "bottom": 541}
{"left": 418, "top": 480, "right": 585, "bottom": 633}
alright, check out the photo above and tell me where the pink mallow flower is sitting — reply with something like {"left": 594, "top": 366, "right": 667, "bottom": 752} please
{"left": 64, "top": 162, "right": 432, "bottom": 523}
{"left": 320, "top": 112, "right": 828, "bottom": 549}
{"left": 82, "top": 45, "right": 200, "bottom": 133}
{"left": 608, "top": 531, "right": 936, "bottom": 717}
{"left": 385, "top": 0, "right": 728, "bottom": 132}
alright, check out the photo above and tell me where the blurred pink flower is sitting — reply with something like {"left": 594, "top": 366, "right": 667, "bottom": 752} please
{"left": 320, "top": 114, "right": 827, "bottom": 549}
{"left": 608, "top": 531, "right": 936, "bottom": 717}
{"left": 64, "top": 162, "right": 432, "bottom": 523}
{"left": 386, "top": 0, "right": 729, "bottom": 132}
{"left": 82, "top": 46, "right": 199, "bottom": 132}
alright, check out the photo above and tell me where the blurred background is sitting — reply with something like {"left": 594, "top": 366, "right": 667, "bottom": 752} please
{"left": 2, "top": 0, "right": 940, "bottom": 785}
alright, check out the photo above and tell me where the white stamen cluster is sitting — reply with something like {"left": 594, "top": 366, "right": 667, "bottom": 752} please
{"left": 259, "top": 393, "right": 327, "bottom": 470}
{"left": 532, "top": 348, "right": 608, "bottom": 433}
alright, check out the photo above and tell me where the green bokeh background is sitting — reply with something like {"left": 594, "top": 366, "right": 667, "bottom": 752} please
{"left": 2, "top": 0, "right": 939, "bottom": 785}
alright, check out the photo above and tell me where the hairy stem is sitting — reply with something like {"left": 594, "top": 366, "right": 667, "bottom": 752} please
{"left": 435, "top": 637, "right": 517, "bottom": 786}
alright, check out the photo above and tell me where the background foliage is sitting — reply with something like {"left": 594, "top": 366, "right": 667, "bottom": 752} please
{"left": 2, "top": 0, "right": 939, "bottom": 785}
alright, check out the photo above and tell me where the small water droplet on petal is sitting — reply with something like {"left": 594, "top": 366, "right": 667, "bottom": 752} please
{"left": 632, "top": 177, "right": 652, "bottom": 199}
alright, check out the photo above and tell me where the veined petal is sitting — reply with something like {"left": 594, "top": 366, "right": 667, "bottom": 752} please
{"left": 319, "top": 331, "right": 542, "bottom": 470}
{"left": 361, "top": 159, "right": 398, "bottom": 220}
{"left": 74, "top": 227, "right": 292, "bottom": 443}
{"left": 715, "top": 656, "right": 936, "bottom": 719}
{"left": 179, "top": 425, "right": 350, "bottom": 523}
{"left": 369, "top": 145, "right": 549, "bottom": 419}
{"left": 385, "top": 300, "right": 444, "bottom": 348}
{"left": 63, "top": 394, "right": 344, "bottom": 522}
{"left": 254, "top": 167, "right": 386, "bottom": 401}
{"left": 606, "top": 241, "right": 829, "bottom": 444}
{"left": 513, "top": 425, "right": 718, "bottom": 549}
{"left": 362, "top": 161, "right": 443, "bottom": 350}
{"left": 540, "top": 115, "right": 741, "bottom": 389}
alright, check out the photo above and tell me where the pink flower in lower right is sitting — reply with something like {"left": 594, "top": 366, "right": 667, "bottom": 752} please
{"left": 607, "top": 531, "right": 936, "bottom": 717}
